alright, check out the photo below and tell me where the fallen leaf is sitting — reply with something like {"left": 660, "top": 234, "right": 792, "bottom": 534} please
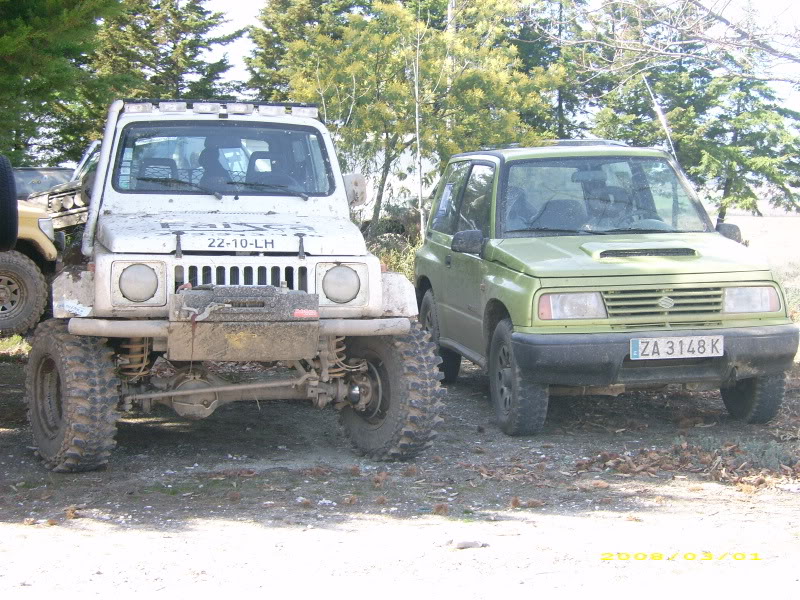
{"left": 23, "top": 518, "right": 36, "bottom": 526}
{"left": 64, "top": 506, "right": 79, "bottom": 519}
{"left": 375, "top": 495, "right": 387, "bottom": 505}
{"left": 433, "top": 503, "right": 449, "bottom": 516}
{"left": 509, "top": 496, "right": 521, "bottom": 509}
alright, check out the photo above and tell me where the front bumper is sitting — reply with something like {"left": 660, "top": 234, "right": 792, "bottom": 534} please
{"left": 68, "top": 317, "right": 412, "bottom": 339}
{"left": 511, "top": 324, "right": 799, "bottom": 386}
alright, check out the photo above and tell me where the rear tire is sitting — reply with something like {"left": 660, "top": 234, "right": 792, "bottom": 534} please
{"left": 419, "top": 290, "right": 461, "bottom": 383}
{"left": 0, "top": 155, "right": 17, "bottom": 251}
{"left": 340, "top": 321, "right": 444, "bottom": 460}
{"left": 25, "top": 319, "right": 120, "bottom": 472}
{"left": 488, "top": 318, "right": 548, "bottom": 435}
{"left": 721, "top": 373, "right": 785, "bottom": 424}
{"left": 0, "top": 250, "right": 48, "bottom": 337}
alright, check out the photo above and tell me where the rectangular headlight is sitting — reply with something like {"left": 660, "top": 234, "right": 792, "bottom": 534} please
{"left": 258, "top": 105, "right": 287, "bottom": 116}
{"left": 227, "top": 102, "right": 254, "bottom": 114}
{"left": 193, "top": 102, "right": 221, "bottom": 114}
{"left": 159, "top": 101, "right": 187, "bottom": 112}
{"left": 124, "top": 102, "right": 154, "bottom": 113}
{"left": 723, "top": 286, "right": 780, "bottom": 313}
{"left": 538, "top": 292, "right": 607, "bottom": 320}
{"left": 291, "top": 106, "right": 319, "bottom": 118}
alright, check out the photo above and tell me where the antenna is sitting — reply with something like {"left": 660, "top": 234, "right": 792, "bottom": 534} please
{"left": 642, "top": 76, "right": 676, "bottom": 157}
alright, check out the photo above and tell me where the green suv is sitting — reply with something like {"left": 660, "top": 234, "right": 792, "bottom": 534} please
{"left": 415, "top": 142, "right": 799, "bottom": 435}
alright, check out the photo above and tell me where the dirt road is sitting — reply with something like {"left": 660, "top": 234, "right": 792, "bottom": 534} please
{"left": 1, "top": 356, "right": 799, "bottom": 595}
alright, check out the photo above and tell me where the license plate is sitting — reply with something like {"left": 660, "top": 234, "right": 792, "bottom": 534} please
{"left": 630, "top": 336, "right": 723, "bottom": 360}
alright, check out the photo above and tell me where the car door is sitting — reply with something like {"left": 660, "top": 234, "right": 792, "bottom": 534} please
{"left": 439, "top": 162, "right": 496, "bottom": 354}
{"left": 420, "top": 159, "right": 471, "bottom": 314}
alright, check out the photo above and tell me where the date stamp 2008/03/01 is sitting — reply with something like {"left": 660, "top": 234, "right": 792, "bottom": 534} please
{"left": 601, "top": 552, "right": 761, "bottom": 561}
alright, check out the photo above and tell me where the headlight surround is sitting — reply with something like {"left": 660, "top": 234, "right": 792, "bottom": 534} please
{"left": 322, "top": 265, "right": 361, "bottom": 304}
{"left": 723, "top": 286, "right": 780, "bottom": 313}
{"left": 119, "top": 263, "right": 159, "bottom": 302}
{"left": 538, "top": 292, "right": 607, "bottom": 320}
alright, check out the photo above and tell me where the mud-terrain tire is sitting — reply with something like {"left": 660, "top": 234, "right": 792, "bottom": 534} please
{"left": 488, "top": 318, "right": 548, "bottom": 435}
{"left": 25, "top": 319, "right": 120, "bottom": 472}
{"left": 0, "top": 250, "right": 48, "bottom": 336}
{"left": 721, "top": 373, "right": 786, "bottom": 424}
{"left": 0, "top": 155, "right": 17, "bottom": 251}
{"left": 419, "top": 290, "right": 461, "bottom": 383}
{"left": 340, "top": 321, "right": 445, "bottom": 460}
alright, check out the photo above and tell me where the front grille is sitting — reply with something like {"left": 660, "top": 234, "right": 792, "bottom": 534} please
{"left": 174, "top": 263, "right": 309, "bottom": 291}
{"left": 602, "top": 287, "right": 723, "bottom": 319}
{"left": 600, "top": 248, "right": 696, "bottom": 258}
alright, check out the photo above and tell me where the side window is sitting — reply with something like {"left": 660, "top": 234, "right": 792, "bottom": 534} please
{"left": 430, "top": 161, "right": 470, "bottom": 234}
{"left": 456, "top": 164, "right": 495, "bottom": 236}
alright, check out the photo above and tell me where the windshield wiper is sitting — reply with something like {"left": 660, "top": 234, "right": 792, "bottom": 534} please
{"left": 506, "top": 227, "right": 609, "bottom": 235}
{"left": 227, "top": 181, "right": 309, "bottom": 201}
{"left": 137, "top": 177, "right": 222, "bottom": 200}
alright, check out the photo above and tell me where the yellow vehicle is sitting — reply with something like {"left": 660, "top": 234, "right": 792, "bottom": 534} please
{"left": 0, "top": 201, "right": 59, "bottom": 336}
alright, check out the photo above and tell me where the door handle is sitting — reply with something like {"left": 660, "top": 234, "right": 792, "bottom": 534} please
{"left": 445, "top": 254, "right": 452, "bottom": 267}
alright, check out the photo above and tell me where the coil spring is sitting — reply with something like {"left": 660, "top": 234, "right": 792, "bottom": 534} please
{"left": 328, "top": 336, "right": 366, "bottom": 378}
{"left": 120, "top": 337, "right": 150, "bottom": 380}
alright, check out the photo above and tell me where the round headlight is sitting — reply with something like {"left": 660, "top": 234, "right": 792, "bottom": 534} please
{"left": 322, "top": 265, "right": 360, "bottom": 304}
{"left": 119, "top": 264, "right": 158, "bottom": 302}
{"left": 61, "top": 194, "right": 74, "bottom": 209}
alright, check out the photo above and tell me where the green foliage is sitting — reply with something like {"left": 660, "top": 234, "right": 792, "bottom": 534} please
{"left": 14, "top": 0, "right": 242, "bottom": 164}
{"left": 0, "top": 0, "right": 119, "bottom": 164}
{"left": 265, "top": 0, "right": 555, "bottom": 228}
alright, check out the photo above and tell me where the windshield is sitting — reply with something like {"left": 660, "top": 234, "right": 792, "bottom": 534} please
{"left": 502, "top": 156, "right": 712, "bottom": 236}
{"left": 112, "top": 121, "right": 334, "bottom": 197}
{"left": 14, "top": 168, "right": 72, "bottom": 200}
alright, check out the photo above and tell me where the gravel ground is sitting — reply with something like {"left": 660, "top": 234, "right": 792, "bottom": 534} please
{"left": 1, "top": 355, "right": 799, "bottom": 595}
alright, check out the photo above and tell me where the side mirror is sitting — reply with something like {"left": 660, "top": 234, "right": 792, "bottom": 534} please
{"left": 343, "top": 173, "right": 367, "bottom": 207}
{"left": 716, "top": 222, "right": 742, "bottom": 244}
{"left": 451, "top": 229, "right": 484, "bottom": 254}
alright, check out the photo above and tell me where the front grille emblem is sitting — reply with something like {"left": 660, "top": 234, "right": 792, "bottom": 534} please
{"left": 657, "top": 296, "right": 675, "bottom": 309}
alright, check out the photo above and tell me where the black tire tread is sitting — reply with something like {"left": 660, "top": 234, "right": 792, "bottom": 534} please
{"left": 0, "top": 249, "right": 48, "bottom": 336}
{"left": 341, "top": 321, "right": 445, "bottom": 460}
{"left": 419, "top": 290, "right": 461, "bottom": 383}
{"left": 25, "top": 319, "right": 120, "bottom": 472}
{"left": 0, "top": 155, "right": 17, "bottom": 251}
{"left": 721, "top": 373, "right": 786, "bottom": 424}
{"left": 489, "top": 318, "right": 548, "bottom": 436}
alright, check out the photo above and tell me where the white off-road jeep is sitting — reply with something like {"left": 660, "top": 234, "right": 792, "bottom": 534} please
{"left": 25, "top": 99, "right": 443, "bottom": 472}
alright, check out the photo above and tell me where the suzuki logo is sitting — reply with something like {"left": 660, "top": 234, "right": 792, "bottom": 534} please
{"left": 657, "top": 296, "right": 675, "bottom": 309}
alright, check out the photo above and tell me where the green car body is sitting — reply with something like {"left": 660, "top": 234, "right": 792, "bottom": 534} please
{"left": 415, "top": 143, "right": 798, "bottom": 435}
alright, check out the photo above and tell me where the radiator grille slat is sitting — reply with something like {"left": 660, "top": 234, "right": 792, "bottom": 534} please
{"left": 602, "top": 287, "right": 723, "bottom": 322}
{"left": 174, "top": 263, "right": 309, "bottom": 292}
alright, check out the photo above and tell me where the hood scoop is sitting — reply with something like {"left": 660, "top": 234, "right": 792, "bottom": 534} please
{"left": 599, "top": 247, "right": 697, "bottom": 258}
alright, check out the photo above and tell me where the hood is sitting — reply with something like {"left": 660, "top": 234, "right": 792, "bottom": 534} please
{"left": 488, "top": 233, "right": 771, "bottom": 279}
{"left": 96, "top": 213, "right": 367, "bottom": 255}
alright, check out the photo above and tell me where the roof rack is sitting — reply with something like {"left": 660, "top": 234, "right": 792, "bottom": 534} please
{"left": 536, "top": 139, "right": 628, "bottom": 147}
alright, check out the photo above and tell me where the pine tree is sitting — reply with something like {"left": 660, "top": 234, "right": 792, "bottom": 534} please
{"left": 0, "top": 0, "right": 119, "bottom": 164}
{"left": 47, "top": 0, "right": 242, "bottom": 163}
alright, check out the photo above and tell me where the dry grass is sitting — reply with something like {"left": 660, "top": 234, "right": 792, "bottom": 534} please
{"left": 0, "top": 335, "right": 30, "bottom": 361}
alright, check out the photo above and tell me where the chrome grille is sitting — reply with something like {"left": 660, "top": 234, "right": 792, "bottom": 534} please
{"left": 174, "top": 263, "right": 309, "bottom": 291}
{"left": 602, "top": 287, "right": 723, "bottom": 319}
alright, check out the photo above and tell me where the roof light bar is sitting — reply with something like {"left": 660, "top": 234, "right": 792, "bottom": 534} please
{"left": 291, "top": 106, "right": 319, "bottom": 119}
{"left": 258, "top": 105, "right": 286, "bottom": 117}
{"left": 193, "top": 102, "right": 221, "bottom": 114}
{"left": 159, "top": 101, "right": 187, "bottom": 113}
{"left": 227, "top": 102, "right": 254, "bottom": 115}
{"left": 124, "top": 102, "right": 154, "bottom": 113}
